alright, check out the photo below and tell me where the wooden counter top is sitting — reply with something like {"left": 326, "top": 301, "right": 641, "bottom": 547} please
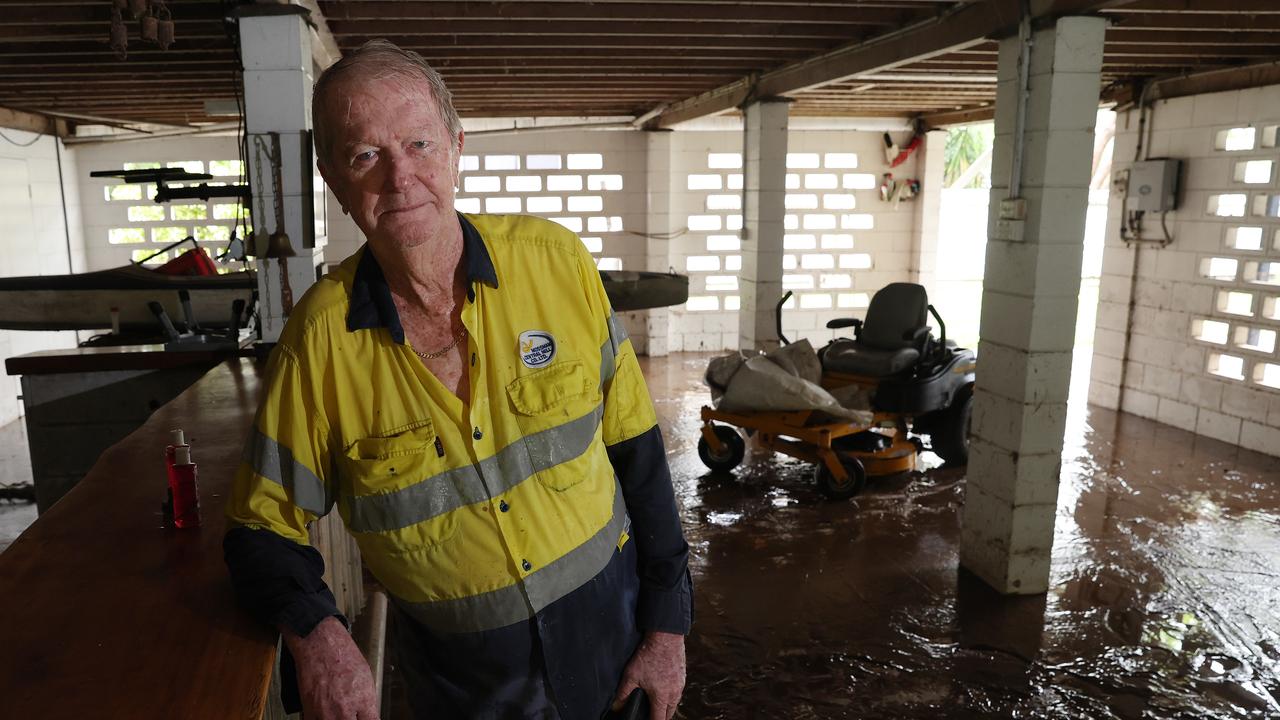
{"left": 0, "top": 359, "right": 276, "bottom": 719}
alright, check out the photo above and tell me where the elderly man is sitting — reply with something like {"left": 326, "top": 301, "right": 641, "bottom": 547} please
{"left": 224, "top": 40, "right": 691, "bottom": 720}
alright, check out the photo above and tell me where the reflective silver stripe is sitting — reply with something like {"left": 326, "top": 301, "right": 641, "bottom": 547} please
{"left": 243, "top": 426, "right": 329, "bottom": 515}
{"left": 600, "top": 336, "right": 616, "bottom": 388}
{"left": 393, "top": 482, "right": 627, "bottom": 634}
{"left": 344, "top": 403, "right": 604, "bottom": 534}
{"left": 608, "top": 312, "right": 629, "bottom": 345}
{"left": 601, "top": 312, "right": 628, "bottom": 386}
{"left": 523, "top": 481, "right": 627, "bottom": 612}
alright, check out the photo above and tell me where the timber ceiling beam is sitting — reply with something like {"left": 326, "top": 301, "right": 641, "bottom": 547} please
{"left": 1105, "top": 60, "right": 1280, "bottom": 106}
{"left": 0, "top": 106, "right": 65, "bottom": 137}
{"left": 269, "top": 0, "right": 342, "bottom": 69}
{"left": 647, "top": 0, "right": 1142, "bottom": 128}
{"left": 919, "top": 105, "right": 998, "bottom": 128}
{"left": 1104, "top": 13, "right": 1280, "bottom": 29}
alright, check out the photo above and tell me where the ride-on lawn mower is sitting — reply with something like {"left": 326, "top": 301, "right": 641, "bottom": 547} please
{"left": 696, "top": 282, "right": 976, "bottom": 499}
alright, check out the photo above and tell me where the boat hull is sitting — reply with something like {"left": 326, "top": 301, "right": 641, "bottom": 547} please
{"left": 0, "top": 266, "right": 689, "bottom": 331}
{"left": 600, "top": 271, "right": 689, "bottom": 312}
{"left": 0, "top": 265, "right": 254, "bottom": 331}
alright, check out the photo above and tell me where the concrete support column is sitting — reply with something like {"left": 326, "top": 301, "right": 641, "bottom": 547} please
{"left": 961, "top": 16, "right": 1106, "bottom": 594}
{"left": 910, "top": 130, "right": 946, "bottom": 296}
{"left": 643, "top": 130, "right": 675, "bottom": 357}
{"left": 237, "top": 5, "right": 322, "bottom": 343}
{"left": 738, "top": 99, "right": 791, "bottom": 352}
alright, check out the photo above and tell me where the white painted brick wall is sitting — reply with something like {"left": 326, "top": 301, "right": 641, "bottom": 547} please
{"left": 1196, "top": 408, "right": 1243, "bottom": 445}
{"left": 326, "top": 125, "right": 917, "bottom": 356}
{"left": 1089, "top": 82, "right": 1280, "bottom": 456}
{"left": 669, "top": 129, "right": 917, "bottom": 351}
{"left": 72, "top": 136, "right": 256, "bottom": 271}
{"left": 0, "top": 130, "right": 86, "bottom": 426}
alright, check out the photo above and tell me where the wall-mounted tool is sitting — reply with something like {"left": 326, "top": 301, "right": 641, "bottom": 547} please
{"left": 89, "top": 168, "right": 250, "bottom": 204}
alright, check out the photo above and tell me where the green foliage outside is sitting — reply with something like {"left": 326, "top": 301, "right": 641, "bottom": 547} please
{"left": 943, "top": 124, "right": 994, "bottom": 189}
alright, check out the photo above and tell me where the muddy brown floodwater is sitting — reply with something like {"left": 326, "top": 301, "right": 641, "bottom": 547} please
{"left": 646, "top": 353, "right": 1280, "bottom": 720}
{"left": 381, "top": 353, "right": 1280, "bottom": 719}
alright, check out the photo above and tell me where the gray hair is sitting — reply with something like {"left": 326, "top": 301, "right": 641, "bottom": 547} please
{"left": 312, "top": 39, "right": 462, "bottom": 164}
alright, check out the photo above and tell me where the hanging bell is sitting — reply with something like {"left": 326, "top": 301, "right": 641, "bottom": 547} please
{"left": 154, "top": 1, "right": 174, "bottom": 49}
{"left": 157, "top": 17, "right": 174, "bottom": 49}
{"left": 265, "top": 230, "right": 296, "bottom": 258}
{"left": 109, "top": 9, "right": 128, "bottom": 60}
{"left": 128, "top": 0, "right": 147, "bottom": 19}
{"left": 140, "top": 13, "right": 158, "bottom": 43}
{"left": 247, "top": 230, "right": 268, "bottom": 258}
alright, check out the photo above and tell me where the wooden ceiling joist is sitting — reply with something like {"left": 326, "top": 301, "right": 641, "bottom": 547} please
{"left": 3, "top": 0, "right": 1277, "bottom": 127}
{"left": 322, "top": 1, "right": 923, "bottom": 24}
{"left": 327, "top": 19, "right": 875, "bottom": 38}
{"left": 648, "top": 0, "right": 1142, "bottom": 128}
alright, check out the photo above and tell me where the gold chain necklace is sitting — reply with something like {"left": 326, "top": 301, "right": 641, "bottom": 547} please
{"left": 413, "top": 328, "right": 468, "bottom": 360}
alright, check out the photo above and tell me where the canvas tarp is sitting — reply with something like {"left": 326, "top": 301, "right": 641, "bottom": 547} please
{"left": 704, "top": 340, "right": 874, "bottom": 425}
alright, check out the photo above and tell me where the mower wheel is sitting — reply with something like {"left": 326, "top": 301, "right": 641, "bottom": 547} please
{"left": 814, "top": 457, "right": 867, "bottom": 500}
{"left": 932, "top": 384, "right": 973, "bottom": 465}
{"left": 698, "top": 426, "right": 745, "bottom": 472}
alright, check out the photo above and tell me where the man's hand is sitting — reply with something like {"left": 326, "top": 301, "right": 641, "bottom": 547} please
{"left": 283, "top": 616, "right": 380, "bottom": 720}
{"left": 611, "top": 631, "right": 686, "bottom": 720}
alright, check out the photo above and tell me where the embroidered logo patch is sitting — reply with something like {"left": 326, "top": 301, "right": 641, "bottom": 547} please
{"left": 518, "top": 330, "right": 556, "bottom": 368}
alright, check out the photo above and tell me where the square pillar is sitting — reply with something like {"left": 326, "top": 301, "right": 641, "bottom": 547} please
{"left": 738, "top": 98, "right": 791, "bottom": 352}
{"left": 910, "top": 130, "right": 946, "bottom": 296}
{"left": 237, "top": 5, "right": 322, "bottom": 343}
{"left": 643, "top": 130, "right": 676, "bottom": 357}
{"left": 961, "top": 16, "right": 1106, "bottom": 594}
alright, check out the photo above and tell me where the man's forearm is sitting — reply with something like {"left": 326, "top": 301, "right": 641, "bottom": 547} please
{"left": 606, "top": 425, "right": 693, "bottom": 635}
{"left": 283, "top": 616, "right": 381, "bottom": 720}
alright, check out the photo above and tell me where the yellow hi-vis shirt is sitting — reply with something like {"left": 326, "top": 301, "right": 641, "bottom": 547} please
{"left": 226, "top": 213, "right": 662, "bottom": 635}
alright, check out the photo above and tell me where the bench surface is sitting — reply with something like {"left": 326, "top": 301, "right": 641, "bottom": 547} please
{"left": 0, "top": 358, "right": 277, "bottom": 719}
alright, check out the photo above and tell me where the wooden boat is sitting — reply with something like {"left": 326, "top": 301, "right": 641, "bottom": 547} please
{"left": 0, "top": 266, "right": 688, "bottom": 332}
{"left": 0, "top": 264, "right": 255, "bottom": 331}
{"left": 600, "top": 270, "right": 689, "bottom": 312}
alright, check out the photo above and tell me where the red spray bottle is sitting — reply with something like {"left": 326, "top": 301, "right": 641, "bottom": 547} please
{"left": 171, "top": 444, "right": 201, "bottom": 529}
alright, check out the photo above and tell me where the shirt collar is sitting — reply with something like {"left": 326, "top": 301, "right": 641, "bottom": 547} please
{"left": 346, "top": 212, "right": 498, "bottom": 343}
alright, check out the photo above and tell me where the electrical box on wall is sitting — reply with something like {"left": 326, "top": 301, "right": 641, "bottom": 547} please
{"left": 1126, "top": 159, "right": 1181, "bottom": 212}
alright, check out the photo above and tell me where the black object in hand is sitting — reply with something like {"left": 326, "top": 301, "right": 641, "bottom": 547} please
{"left": 603, "top": 688, "right": 649, "bottom": 720}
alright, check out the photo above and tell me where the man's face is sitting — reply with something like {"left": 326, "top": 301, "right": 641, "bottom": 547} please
{"left": 318, "top": 74, "right": 463, "bottom": 253}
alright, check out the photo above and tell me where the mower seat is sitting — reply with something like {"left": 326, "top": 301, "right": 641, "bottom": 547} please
{"left": 822, "top": 283, "right": 930, "bottom": 377}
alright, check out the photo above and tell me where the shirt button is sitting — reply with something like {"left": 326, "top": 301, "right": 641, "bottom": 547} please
{"left": 499, "top": 500, "right": 510, "bottom": 512}
{"left": 521, "top": 559, "right": 532, "bottom": 572}
{"left": 473, "top": 427, "right": 483, "bottom": 440}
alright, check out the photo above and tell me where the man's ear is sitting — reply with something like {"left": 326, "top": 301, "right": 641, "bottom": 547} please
{"left": 317, "top": 155, "right": 334, "bottom": 189}
{"left": 316, "top": 157, "right": 347, "bottom": 213}
{"left": 452, "top": 130, "right": 466, "bottom": 188}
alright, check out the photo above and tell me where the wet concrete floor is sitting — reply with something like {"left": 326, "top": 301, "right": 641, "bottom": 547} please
{"left": 0, "top": 418, "right": 37, "bottom": 554}
{"left": 381, "top": 352, "right": 1278, "bottom": 718}
{"left": 646, "top": 353, "right": 1280, "bottom": 719}
{"left": 6, "top": 349, "right": 1271, "bottom": 717}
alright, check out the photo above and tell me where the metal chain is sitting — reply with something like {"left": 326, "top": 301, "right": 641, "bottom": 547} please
{"left": 271, "top": 132, "right": 284, "bottom": 231}
{"left": 413, "top": 328, "right": 468, "bottom": 360}
{"left": 251, "top": 135, "right": 268, "bottom": 232}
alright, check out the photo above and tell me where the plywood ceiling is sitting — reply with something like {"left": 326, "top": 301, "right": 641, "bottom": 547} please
{"left": 1, "top": 0, "right": 1278, "bottom": 129}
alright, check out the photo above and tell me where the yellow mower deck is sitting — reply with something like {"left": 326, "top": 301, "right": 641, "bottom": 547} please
{"left": 698, "top": 405, "right": 917, "bottom": 484}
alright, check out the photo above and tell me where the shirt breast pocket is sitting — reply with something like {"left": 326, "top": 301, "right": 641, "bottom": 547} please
{"left": 506, "top": 359, "right": 604, "bottom": 492}
{"left": 337, "top": 419, "right": 458, "bottom": 550}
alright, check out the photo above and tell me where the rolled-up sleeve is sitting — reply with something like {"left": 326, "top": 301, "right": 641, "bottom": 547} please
{"left": 223, "top": 344, "right": 343, "bottom": 637}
